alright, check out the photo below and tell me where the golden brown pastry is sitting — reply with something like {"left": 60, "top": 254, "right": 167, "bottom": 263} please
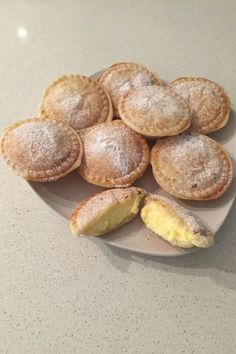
{"left": 1, "top": 118, "right": 83, "bottom": 182}
{"left": 99, "top": 62, "right": 161, "bottom": 117}
{"left": 150, "top": 133, "right": 232, "bottom": 200}
{"left": 39, "top": 75, "right": 113, "bottom": 130}
{"left": 141, "top": 193, "right": 214, "bottom": 248}
{"left": 70, "top": 187, "right": 147, "bottom": 236}
{"left": 78, "top": 120, "right": 150, "bottom": 187}
{"left": 168, "top": 77, "right": 230, "bottom": 134}
{"left": 118, "top": 86, "right": 192, "bottom": 138}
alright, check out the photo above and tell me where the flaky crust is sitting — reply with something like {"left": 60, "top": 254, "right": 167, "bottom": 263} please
{"left": 143, "top": 193, "right": 214, "bottom": 248}
{"left": 39, "top": 75, "right": 113, "bottom": 130}
{"left": 78, "top": 120, "right": 150, "bottom": 187}
{"left": 0, "top": 118, "right": 83, "bottom": 182}
{"left": 70, "top": 187, "right": 147, "bottom": 236}
{"left": 168, "top": 77, "right": 230, "bottom": 134}
{"left": 151, "top": 134, "right": 233, "bottom": 200}
{"left": 118, "top": 86, "right": 192, "bottom": 138}
{"left": 99, "top": 62, "right": 161, "bottom": 117}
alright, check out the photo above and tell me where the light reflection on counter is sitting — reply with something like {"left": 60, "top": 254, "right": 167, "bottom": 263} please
{"left": 17, "top": 27, "right": 27, "bottom": 38}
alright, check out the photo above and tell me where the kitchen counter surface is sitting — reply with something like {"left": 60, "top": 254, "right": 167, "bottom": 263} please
{"left": 0, "top": 1, "right": 236, "bottom": 353}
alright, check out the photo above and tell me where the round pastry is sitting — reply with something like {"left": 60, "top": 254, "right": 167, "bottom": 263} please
{"left": 168, "top": 77, "right": 230, "bottom": 134}
{"left": 0, "top": 118, "right": 83, "bottom": 182}
{"left": 39, "top": 75, "right": 113, "bottom": 130}
{"left": 99, "top": 62, "right": 161, "bottom": 117}
{"left": 78, "top": 120, "right": 150, "bottom": 187}
{"left": 70, "top": 187, "right": 147, "bottom": 236}
{"left": 118, "top": 86, "right": 192, "bottom": 138}
{"left": 150, "top": 133, "right": 232, "bottom": 200}
{"left": 141, "top": 193, "right": 213, "bottom": 248}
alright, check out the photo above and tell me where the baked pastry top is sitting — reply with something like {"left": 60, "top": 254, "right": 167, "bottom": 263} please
{"left": 119, "top": 86, "right": 192, "bottom": 137}
{"left": 168, "top": 77, "right": 230, "bottom": 134}
{"left": 150, "top": 133, "right": 232, "bottom": 200}
{"left": 99, "top": 62, "right": 161, "bottom": 117}
{"left": 39, "top": 75, "right": 113, "bottom": 130}
{"left": 78, "top": 120, "right": 150, "bottom": 187}
{"left": 1, "top": 118, "right": 83, "bottom": 182}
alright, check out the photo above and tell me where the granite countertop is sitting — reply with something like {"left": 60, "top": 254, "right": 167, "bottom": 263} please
{"left": 0, "top": 1, "right": 235, "bottom": 353}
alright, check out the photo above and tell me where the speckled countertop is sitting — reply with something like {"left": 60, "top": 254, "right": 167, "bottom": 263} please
{"left": 0, "top": 1, "right": 236, "bottom": 353}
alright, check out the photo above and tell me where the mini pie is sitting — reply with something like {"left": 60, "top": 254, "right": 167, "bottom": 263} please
{"left": 0, "top": 118, "right": 83, "bottom": 182}
{"left": 141, "top": 193, "right": 213, "bottom": 248}
{"left": 70, "top": 187, "right": 147, "bottom": 236}
{"left": 78, "top": 120, "right": 150, "bottom": 187}
{"left": 99, "top": 62, "right": 161, "bottom": 117}
{"left": 150, "top": 133, "right": 232, "bottom": 200}
{"left": 168, "top": 77, "right": 230, "bottom": 134}
{"left": 39, "top": 75, "right": 113, "bottom": 130}
{"left": 118, "top": 86, "right": 192, "bottom": 138}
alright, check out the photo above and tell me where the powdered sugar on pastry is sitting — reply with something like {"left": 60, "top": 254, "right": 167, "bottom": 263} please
{"left": 118, "top": 86, "right": 191, "bottom": 137}
{"left": 168, "top": 78, "right": 230, "bottom": 134}
{"left": 151, "top": 133, "right": 232, "bottom": 200}
{"left": 1, "top": 119, "right": 83, "bottom": 182}
{"left": 99, "top": 62, "right": 161, "bottom": 116}
{"left": 78, "top": 121, "right": 150, "bottom": 187}
{"left": 39, "top": 75, "right": 113, "bottom": 130}
{"left": 5, "top": 121, "right": 75, "bottom": 170}
{"left": 82, "top": 123, "right": 143, "bottom": 175}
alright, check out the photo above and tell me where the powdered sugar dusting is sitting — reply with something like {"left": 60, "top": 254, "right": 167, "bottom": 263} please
{"left": 164, "top": 134, "right": 223, "bottom": 188}
{"left": 115, "top": 72, "right": 155, "bottom": 96}
{"left": 43, "top": 77, "right": 110, "bottom": 130}
{"left": 57, "top": 94, "right": 82, "bottom": 112}
{"left": 83, "top": 123, "right": 143, "bottom": 177}
{"left": 125, "top": 86, "right": 188, "bottom": 117}
{"left": 169, "top": 79, "right": 227, "bottom": 130}
{"left": 9, "top": 121, "right": 72, "bottom": 170}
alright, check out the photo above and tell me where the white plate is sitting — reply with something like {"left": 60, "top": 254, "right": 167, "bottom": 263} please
{"left": 29, "top": 71, "right": 236, "bottom": 256}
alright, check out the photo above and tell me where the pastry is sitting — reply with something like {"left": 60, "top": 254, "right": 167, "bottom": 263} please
{"left": 0, "top": 118, "right": 83, "bottom": 182}
{"left": 99, "top": 62, "right": 161, "bottom": 117}
{"left": 150, "top": 133, "right": 232, "bottom": 200}
{"left": 78, "top": 120, "right": 150, "bottom": 187}
{"left": 168, "top": 77, "right": 230, "bottom": 134}
{"left": 39, "top": 75, "right": 113, "bottom": 130}
{"left": 118, "top": 86, "right": 192, "bottom": 138}
{"left": 70, "top": 187, "right": 146, "bottom": 236}
{"left": 141, "top": 193, "right": 213, "bottom": 248}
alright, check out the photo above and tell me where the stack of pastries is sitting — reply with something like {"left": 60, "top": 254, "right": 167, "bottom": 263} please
{"left": 1, "top": 62, "right": 233, "bottom": 249}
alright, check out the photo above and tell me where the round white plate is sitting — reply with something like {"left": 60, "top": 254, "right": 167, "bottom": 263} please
{"left": 29, "top": 72, "right": 236, "bottom": 256}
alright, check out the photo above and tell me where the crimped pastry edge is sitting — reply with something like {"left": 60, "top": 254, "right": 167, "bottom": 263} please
{"left": 38, "top": 74, "right": 113, "bottom": 129}
{"left": 168, "top": 77, "right": 231, "bottom": 134}
{"left": 118, "top": 86, "right": 192, "bottom": 138}
{"left": 78, "top": 120, "right": 150, "bottom": 188}
{"left": 0, "top": 117, "right": 83, "bottom": 182}
{"left": 150, "top": 134, "right": 233, "bottom": 200}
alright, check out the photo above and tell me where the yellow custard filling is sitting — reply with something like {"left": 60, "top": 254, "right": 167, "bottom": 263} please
{"left": 83, "top": 195, "right": 142, "bottom": 236}
{"left": 141, "top": 200, "right": 195, "bottom": 248}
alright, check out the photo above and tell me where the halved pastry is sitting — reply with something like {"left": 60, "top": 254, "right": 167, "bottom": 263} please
{"left": 141, "top": 194, "right": 213, "bottom": 248}
{"left": 168, "top": 77, "right": 230, "bottom": 134}
{"left": 99, "top": 62, "right": 161, "bottom": 117}
{"left": 118, "top": 86, "right": 192, "bottom": 137}
{"left": 39, "top": 75, "right": 113, "bottom": 130}
{"left": 0, "top": 118, "right": 83, "bottom": 182}
{"left": 70, "top": 187, "right": 147, "bottom": 236}
{"left": 150, "top": 133, "right": 232, "bottom": 200}
{"left": 78, "top": 120, "right": 150, "bottom": 187}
